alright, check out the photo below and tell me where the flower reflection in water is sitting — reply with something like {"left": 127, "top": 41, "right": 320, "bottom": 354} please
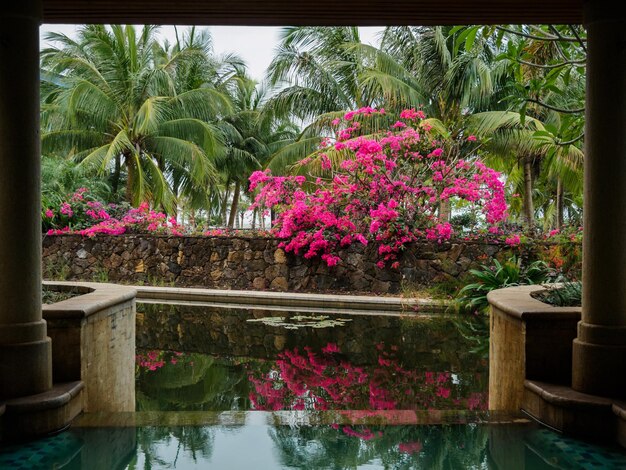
{"left": 248, "top": 342, "right": 487, "bottom": 444}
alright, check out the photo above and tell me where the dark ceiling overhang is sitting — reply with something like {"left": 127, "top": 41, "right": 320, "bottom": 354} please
{"left": 41, "top": 0, "right": 584, "bottom": 26}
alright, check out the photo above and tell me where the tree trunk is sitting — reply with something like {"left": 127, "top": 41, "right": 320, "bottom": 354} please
{"left": 251, "top": 207, "right": 257, "bottom": 230}
{"left": 556, "top": 178, "right": 564, "bottom": 230}
{"left": 523, "top": 158, "right": 535, "bottom": 231}
{"left": 221, "top": 180, "right": 231, "bottom": 227}
{"left": 439, "top": 198, "right": 451, "bottom": 222}
{"left": 227, "top": 180, "right": 241, "bottom": 229}
{"left": 189, "top": 208, "right": 196, "bottom": 229}
{"left": 111, "top": 155, "right": 121, "bottom": 195}
{"left": 125, "top": 156, "right": 135, "bottom": 205}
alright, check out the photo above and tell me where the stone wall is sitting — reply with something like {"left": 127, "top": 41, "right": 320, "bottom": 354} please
{"left": 42, "top": 234, "right": 569, "bottom": 294}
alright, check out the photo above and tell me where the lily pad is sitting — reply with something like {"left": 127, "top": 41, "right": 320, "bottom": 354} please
{"left": 247, "top": 314, "right": 352, "bottom": 329}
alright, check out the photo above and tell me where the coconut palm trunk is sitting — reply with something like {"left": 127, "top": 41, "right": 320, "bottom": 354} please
{"left": 125, "top": 155, "right": 135, "bottom": 205}
{"left": 556, "top": 178, "right": 564, "bottom": 230}
{"left": 221, "top": 181, "right": 231, "bottom": 226}
{"left": 111, "top": 155, "right": 121, "bottom": 195}
{"left": 523, "top": 157, "right": 535, "bottom": 230}
{"left": 227, "top": 180, "right": 241, "bottom": 228}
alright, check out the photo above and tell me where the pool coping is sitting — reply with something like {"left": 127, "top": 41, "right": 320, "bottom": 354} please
{"left": 487, "top": 284, "right": 581, "bottom": 321}
{"left": 45, "top": 281, "right": 449, "bottom": 312}
{"left": 132, "top": 285, "right": 447, "bottom": 312}
{"left": 43, "top": 281, "right": 137, "bottom": 319}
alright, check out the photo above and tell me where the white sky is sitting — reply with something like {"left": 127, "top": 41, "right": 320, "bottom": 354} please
{"left": 40, "top": 25, "right": 382, "bottom": 82}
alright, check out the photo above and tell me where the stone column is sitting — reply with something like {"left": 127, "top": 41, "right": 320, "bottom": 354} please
{"left": 572, "top": 1, "right": 626, "bottom": 398}
{"left": 0, "top": 0, "right": 52, "bottom": 399}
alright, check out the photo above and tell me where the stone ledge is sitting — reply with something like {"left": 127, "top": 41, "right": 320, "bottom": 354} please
{"left": 523, "top": 380, "right": 621, "bottom": 443}
{"left": 133, "top": 285, "right": 446, "bottom": 312}
{"left": 1, "top": 381, "right": 84, "bottom": 441}
{"left": 43, "top": 281, "right": 136, "bottom": 319}
{"left": 487, "top": 285, "right": 581, "bottom": 321}
{"left": 42, "top": 282, "right": 136, "bottom": 413}
{"left": 488, "top": 286, "right": 581, "bottom": 411}
{"left": 525, "top": 380, "right": 614, "bottom": 410}
{"left": 3, "top": 381, "right": 84, "bottom": 414}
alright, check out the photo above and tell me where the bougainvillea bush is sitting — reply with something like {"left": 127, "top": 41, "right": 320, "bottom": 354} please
{"left": 43, "top": 188, "right": 183, "bottom": 237}
{"left": 249, "top": 108, "right": 508, "bottom": 268}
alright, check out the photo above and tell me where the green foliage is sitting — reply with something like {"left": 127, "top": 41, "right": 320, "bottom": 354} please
{"left": 91, "top": 267, "right": 110, "bottom": 283}
{"left": 451, "top": 315, "right": 490, "bottom": 359}
{"left": 457, "top": 256, "right": 554, "bottom": 314}
{"left": 535, "top": 281, "right": 582, "bottom": 307}
{"left": 42, "top": 286, "right": 81, "bottom": 304}
{"left": 41, "top": 156, "right": 117, "bottom": 212}
{"left": 38, "top": 24, "right": 588, "bottom": 232}
{"left": 450, "top": 213, "right": 478, "bottom": 233}
{"left": 41, "top": 25, "right": 232, "bottom": 212}
{"left": 42, "top": 257, "right": 72, "bottom": 281}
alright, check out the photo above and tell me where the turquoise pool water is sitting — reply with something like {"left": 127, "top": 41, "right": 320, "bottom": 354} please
{"left": 2, "top": 303, "right": 626, "bottom": 468}
{"left": 3, "top": 419, "right": 626, "bottom": 469}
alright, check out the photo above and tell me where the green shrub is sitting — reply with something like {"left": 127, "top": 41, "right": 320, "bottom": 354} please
{"left": 535, "top": 281, "right": 582, "bottom": 307}
{"left": 457, "top": 256, "right": 554, "bottom": 314}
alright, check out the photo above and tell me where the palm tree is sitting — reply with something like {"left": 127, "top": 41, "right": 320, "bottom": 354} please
{"left": 468, "top": 110, "right": 583, "bottom": 230}
{"left": 361, "top": 26, "right": 584, "bottom": 229}
{"left": 154, "top": 27, "right": 246, "bottom": 219}
{"left": 216, "top": 71, "right": 299, "bottom": 227}
{"left": 372, "top": 26, "right": 508, "bottom": 117}
{"left": 266, "top": 26, "right": 369, "bottom": 123}
{"left": 41, "top": 25, "right": 232, "bottom": 212}
{"left": 462, "top": 25, "right": 585, "bottom": 230}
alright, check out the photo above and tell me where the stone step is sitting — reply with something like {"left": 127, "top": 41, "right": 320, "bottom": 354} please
{"left": 1, "top": 381, "right": 84, "bottom": 441}
{"left": 523, "top": 380, "right": 621, "bottom": 443}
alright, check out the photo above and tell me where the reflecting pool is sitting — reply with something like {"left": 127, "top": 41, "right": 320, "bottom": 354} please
{"left": 135, "top": 303, "right": 489, "bottom": 413}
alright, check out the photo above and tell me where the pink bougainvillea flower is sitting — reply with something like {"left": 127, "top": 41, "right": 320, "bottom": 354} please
{"left": 399, "top": 441, "right": 423, "bottom": 454}
{"left": 322, "top": 343, "right": 340, "bottom": 354}
{"left": 505, "top": 234, "right": 522, "bottom": 247}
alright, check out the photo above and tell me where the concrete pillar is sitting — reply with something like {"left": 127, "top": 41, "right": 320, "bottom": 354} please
{"left": 0, "top": 0, "right": 52, "bottom": 399}
{"left": 572, "top": 1, "right": 626, "bottom": 398}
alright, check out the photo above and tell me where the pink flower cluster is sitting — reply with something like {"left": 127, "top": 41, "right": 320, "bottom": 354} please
{"left": 45, "top": 190, "right": 184, "bottom": 237}
{"left": 505, "top": 234, "right": 521, "bottom": 247}
{"left": 135, "top": 350, "right": 184, "bottom": 372}
{"left": 247, "top": 342, "right": 488, "bottom": 416}
{"left": 249, "top": 109, "right": 507, "bottom": 267}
